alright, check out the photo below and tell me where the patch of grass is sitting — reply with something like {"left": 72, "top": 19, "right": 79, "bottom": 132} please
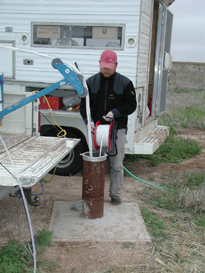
{"left": 0, "top": 228, "right": 56, "bottom": 273}
{"left": 195, "top": 216, "right": 205, "bottom": 227}
{"left": 187, "top": 172, "right": 205, "bottom": 188}
{"left": 36, "top": 228, "right": 53, "bottom": 254}
{"left": 141, "top": 172, "right": 205, "bottom": 215}
{"left": 172, "top": 107, "right": 205, "bottom": 129}
{"left": 142, "top": 186, "right": 179, "bottom": 212}
{"left": 159, "top": 91, "right": 205, "bottom": 130}
{"left": 142, "top": 133, "right": 201, "bottom": 167}
{"left": 0, "top": 239, "right": 29, "bottom": 273}
{"left": 141, "top": 208, "right": 165, "bottom": 240}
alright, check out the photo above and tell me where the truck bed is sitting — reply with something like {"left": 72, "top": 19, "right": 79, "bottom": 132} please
{"left": 0, "top": 133, "right": 80, "bottom": 187}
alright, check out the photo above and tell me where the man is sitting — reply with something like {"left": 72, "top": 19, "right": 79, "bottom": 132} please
{"left": 80, "top": 50, "right": 137, "bottom": 205}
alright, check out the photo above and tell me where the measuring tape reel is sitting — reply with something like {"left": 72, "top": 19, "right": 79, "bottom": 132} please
{"left": 94, "top": 120, "right": 117, "bottom": 152}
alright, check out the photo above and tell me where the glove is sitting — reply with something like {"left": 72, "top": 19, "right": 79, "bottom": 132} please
{"left": 103, "top": 111, "right": 114, "bottom": 122}
{"left": 87, "top": 121, "right": 95, "bottom": 133}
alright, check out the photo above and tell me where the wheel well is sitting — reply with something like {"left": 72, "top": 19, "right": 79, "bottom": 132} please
{"left": 40, "top": 125, "right": 88, "bottom": 151}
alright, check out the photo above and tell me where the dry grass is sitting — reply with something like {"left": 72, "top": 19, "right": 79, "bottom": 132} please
{"left": 178, "top": 187, "right": 205, "bottom": 213}
{"left": 111, "top": 217, "right": 205, "bottom": 273}
{"left": 147, "top": 221, "right": 205, "bottom": 272}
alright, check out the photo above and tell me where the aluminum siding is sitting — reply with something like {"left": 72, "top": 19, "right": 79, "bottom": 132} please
{"left": 0, "top": 0, "right": 143, "bottom": 86}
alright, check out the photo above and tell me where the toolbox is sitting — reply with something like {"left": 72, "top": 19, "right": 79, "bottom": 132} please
{"left": 39, "top": 96, "right": 63, "bottom": 110}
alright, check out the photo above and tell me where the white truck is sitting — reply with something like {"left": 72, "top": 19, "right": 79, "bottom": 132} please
{"left": 0, "top": 0, "right": 174, "bottom": 178}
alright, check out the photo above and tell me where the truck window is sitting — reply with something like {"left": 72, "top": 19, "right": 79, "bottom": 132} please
{"left": 31, "top": 23, "right": 124, "bottom": 49}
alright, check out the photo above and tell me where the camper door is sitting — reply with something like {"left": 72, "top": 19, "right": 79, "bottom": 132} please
{"left": 152, "top": 6, "right": 173, "bottom": 116}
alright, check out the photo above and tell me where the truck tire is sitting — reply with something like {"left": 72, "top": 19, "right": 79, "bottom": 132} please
{"left": 43, "top": 128, "right": 84, "bottom": 176}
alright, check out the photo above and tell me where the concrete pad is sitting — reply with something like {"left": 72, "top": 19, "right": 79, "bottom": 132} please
{"left": 49, "top": 201, "right": 151, "bottom": 243}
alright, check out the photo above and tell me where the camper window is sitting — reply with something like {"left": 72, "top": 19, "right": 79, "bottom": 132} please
{"left": 31, "top": 23, "right": 124, "bottom": 49}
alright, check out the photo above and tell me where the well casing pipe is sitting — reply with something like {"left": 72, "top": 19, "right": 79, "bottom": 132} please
{"left": 82, "top": 152, "right": 107, "bottom": 219}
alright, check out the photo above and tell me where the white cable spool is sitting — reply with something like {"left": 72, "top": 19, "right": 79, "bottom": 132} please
{"left": 94, "top": 121, "right": 113, "bottom": 151}
{"left": 96, "top": 125, "right": 110, "bottom": 147}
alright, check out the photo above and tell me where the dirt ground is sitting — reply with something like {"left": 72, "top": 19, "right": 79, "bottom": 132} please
{"left": 0, "top": 128, "right": 205, "bottom": 272}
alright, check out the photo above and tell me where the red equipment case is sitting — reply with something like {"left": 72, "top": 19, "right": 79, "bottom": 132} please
{"left": 39, "top": 96, "right": 63, "bottom": 110}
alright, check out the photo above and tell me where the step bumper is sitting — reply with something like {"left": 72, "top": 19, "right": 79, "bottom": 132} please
{"left": 134, "top": 125, "right": 169, "bottom": 154}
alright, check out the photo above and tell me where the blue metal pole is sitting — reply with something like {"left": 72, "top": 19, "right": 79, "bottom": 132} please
{"left": 0, "top": 79, "right": 68, "bottom": 119}
{"left": 0, "top": 59, "right": 87, "bottom": 119}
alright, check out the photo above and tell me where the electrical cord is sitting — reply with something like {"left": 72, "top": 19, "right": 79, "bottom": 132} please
{"left": 39, "top": 110, "right": 62, "bottom": 134}
{"left": 41, "top": 95, "right": 67, "bottom": 137}
{"left": 32, "top": 166, "right": 57, "bottom": 194}
{"left": 33, "top": 91, "right": 67, "bottom": 138}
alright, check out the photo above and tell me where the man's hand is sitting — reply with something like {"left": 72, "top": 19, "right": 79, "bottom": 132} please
{"left": 87, "top": 121, "right": 95, "bottom": 133}
{"left": 103, "top": 111, "right": 114, "bottom": 122}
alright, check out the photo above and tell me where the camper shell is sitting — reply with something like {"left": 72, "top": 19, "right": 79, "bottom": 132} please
{"left": 0, "top": 0, "right": 174, "bottom": 177}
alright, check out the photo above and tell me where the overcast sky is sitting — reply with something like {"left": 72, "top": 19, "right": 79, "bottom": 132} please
{"left": 169, "top": 0, "right": 205, "bottom": 63}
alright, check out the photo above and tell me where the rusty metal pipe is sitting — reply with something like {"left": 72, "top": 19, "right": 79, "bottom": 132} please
{"left": 82, "top": 152, "right": 107, "bottom": 219}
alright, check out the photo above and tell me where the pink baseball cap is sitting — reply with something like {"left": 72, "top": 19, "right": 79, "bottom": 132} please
{"left": 100, "top": 50, "right": 117, "bottom": 69}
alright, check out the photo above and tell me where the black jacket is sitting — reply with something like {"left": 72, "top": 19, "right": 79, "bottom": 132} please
{"left": 80, "top": 72, "right": 137, "bottom": 130}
